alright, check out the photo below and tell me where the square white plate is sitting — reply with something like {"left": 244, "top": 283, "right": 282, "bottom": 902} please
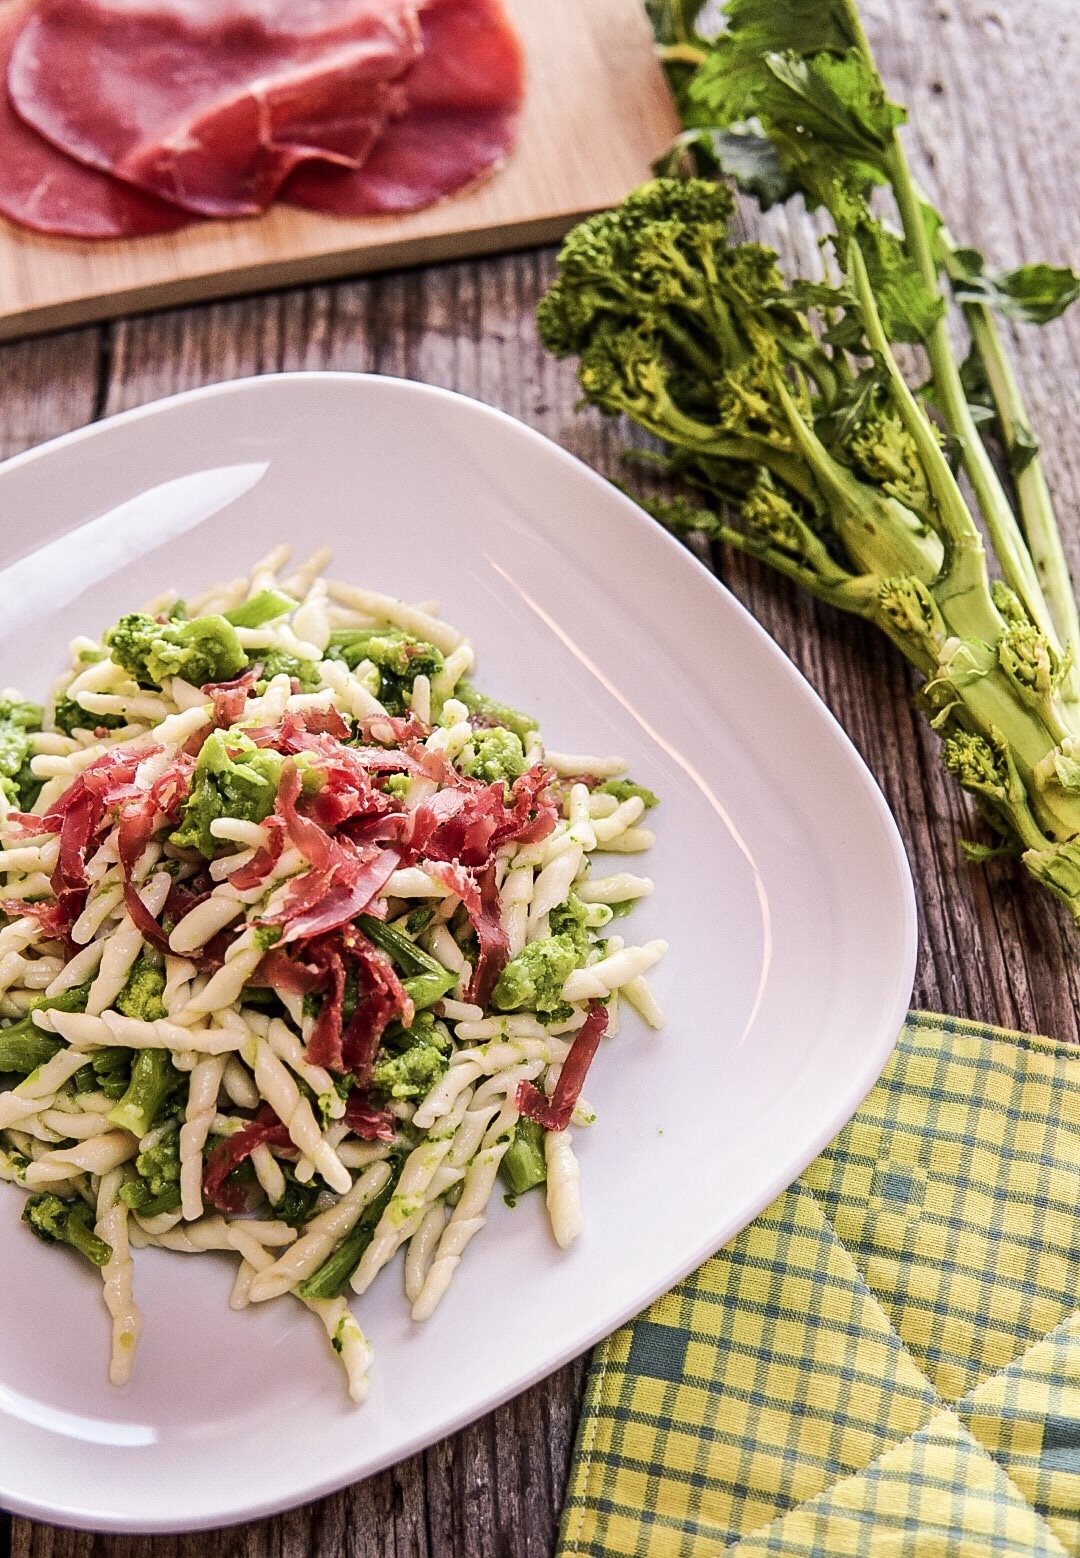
{"left": 0, "top": 373, "right": 915, "bottom": 1532}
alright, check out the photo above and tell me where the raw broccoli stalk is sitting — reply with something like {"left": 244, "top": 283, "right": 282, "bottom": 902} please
{"left": 107, "top": 1049, "right": 180, "bottom": 1140}
{"left": 171, "top": 730, "right": 282, "bottom": 858}
{"left": 0, "top": 983, "right": 92, "bottom": 1075}
{"left": 0, "top": 696, "right": 43, "bottom": 810}
{"left": 326, "top": 628, "right": 443, "bottom": 715}
{"left": 539, "top": 0, "right": 1080, "bottom": 922}
{"left": 104, "top": 611, "right": 247, "bottom": 691}
{"left": 458, "top": 727, "right": 527, "bottom": 784}
{"left": 500, "top": 1118, "right": 547, "bottom": 1198}
{"left": 23, "top": 1193, "right": 110, "bottom": 1267}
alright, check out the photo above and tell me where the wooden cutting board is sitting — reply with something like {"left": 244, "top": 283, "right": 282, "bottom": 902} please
{"left": 0, "top": 0, "right": 678, "bottom": 341}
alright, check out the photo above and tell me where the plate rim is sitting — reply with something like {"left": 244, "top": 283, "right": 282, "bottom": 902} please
{"left": 0, "top": 371, "right": 918, "bottom": 1532}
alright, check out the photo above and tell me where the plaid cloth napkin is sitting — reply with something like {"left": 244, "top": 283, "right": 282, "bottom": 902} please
{"left": 557, "top": 1013, "right": 1080, "bottom": 1556}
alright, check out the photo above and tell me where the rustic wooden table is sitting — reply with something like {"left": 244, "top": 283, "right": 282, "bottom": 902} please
{"left": 1, "top": 1, "right": 1077, "bottom": 1553}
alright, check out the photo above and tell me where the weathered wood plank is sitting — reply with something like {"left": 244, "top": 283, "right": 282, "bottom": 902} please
{"left": 3, "top": 1, "right": 1078, "bottom": 1554}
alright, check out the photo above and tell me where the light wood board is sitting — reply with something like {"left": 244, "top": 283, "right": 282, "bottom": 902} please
{"left": 0, "top": 0, "right": 678, "bottom": 340}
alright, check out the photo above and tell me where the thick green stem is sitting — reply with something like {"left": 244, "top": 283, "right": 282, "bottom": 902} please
{"left": 838, "top": 0, "right": 1062, "bottom": 656}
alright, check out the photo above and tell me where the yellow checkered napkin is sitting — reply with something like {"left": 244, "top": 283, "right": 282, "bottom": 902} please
{"left": 558, "top": 1013, "right": 1080, "bottom": 1556}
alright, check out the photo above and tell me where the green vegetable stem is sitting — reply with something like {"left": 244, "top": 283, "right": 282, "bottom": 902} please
{"left": 540, "top": 0, "right": 1080, "bottom": 924}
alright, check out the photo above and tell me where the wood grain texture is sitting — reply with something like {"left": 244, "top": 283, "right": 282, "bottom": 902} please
{"left": 0, "top": 0, "right": 678, "bottom": 341}
{"left": 0, "top": 0, "right": 1077, "bottom": 1552}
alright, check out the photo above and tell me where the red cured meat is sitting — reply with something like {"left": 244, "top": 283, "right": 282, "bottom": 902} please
{"left": 0, "top": 6, "right": 190, "bottom": 238}
{"left": 9, "top": 0, "right": 423, "bottom": 217}
{"left": 287, "top": 0, "right": 524, "bottom": 215}
{"left": 427, "top": 857, "right": 508, "bottom": 1007}
{"left": 204, "top": 1103, "right": 293, "bottom": 1211}
{"left": 343, "top": 1093, "right": 396, "bottom": 1141}
{"left": 228, "top": 813, "right": 285, "bottom": 890}
{"left": 339, "top": 927, "right": 412, "bottom": 1079}
{"left": 516, "top": 1001, "right": 608, "bottom": 1133}
{"left": 276, "top": 841, "right": 400, "bottom": 943}
{"left": 203, "top": 664, "right": 260, "bottom": 727}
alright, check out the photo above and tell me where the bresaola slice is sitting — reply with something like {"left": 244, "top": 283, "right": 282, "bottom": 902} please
{"left": 9, "top": 0, "right": 423, "bottom": 217}
{"left": 0, "top": 4, "right": 191, "bottom": 238}
{"left": 286, "top": 0, "right": 524, "bottom": 215}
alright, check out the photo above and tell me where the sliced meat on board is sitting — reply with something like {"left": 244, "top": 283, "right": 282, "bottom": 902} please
{"left": 8, "top": 0, "right": 425, "bottom": 218}
{"left": 286, "top": 0, "right": 524, "bottom": 216}
{"left": 0, "top": 3, "right": 191, "bottom": 238}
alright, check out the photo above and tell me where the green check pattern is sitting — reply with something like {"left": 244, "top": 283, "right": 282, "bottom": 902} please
{"left": 558, "top": 1013, "right": 1080, "bottom": 1556}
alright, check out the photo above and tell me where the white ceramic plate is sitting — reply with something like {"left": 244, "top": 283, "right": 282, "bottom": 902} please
{"left": 0, "top": 374, "right": 916, "bottom": 1533}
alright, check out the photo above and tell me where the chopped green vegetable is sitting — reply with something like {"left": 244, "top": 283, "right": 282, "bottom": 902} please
{"left": 255, "top": 650, "right": 322, "bottom": 693}
{"left": 115, "top": 954, "right": 167, "bottom": 1023}
{"left": 118, "top": 1127, "right": 181, "bottom": 1219}
{"left": 492, "top": 936, "right": 580, "bottom": 1015}
{"left": 371, "top": 1011, "right": 450, "bottom": 1101}
{"left": 458, "top": 726, "right": 527, "bottom": 785}
{"left": 170, "top": 729, "right": 282, "bottom": 857}
{"left": 539, "top": 0, "right": 1080, "bottom": 922}
{"left": 272, "top": 1166, "right": 323, "bottom": 1229}
{"left": 0, "top": 697, "right": 43, "bottom": 810}
{"left": 298, "top": 1175, "right": 397, "bottom": 1300}
{"left": 105, "top": 611, "right": 247, "bottom": 691}
{"left": 50, "top": 695, "right": 125, "bottom": 738}
{"left": 595, "top": 779, "right": 659, "bottom": 809}
{"left": 23, "top": 1193, "right": 110, "bottom": 1267}
{"left": 456, "top": 682, "right": 537, "bottom": 742}
{"left": 89, "top": 1049, "right": 133, "bottom": 1101}
{"left": 327, "top": 628, "right": 443, "bottom": 715}
{"left": 224, "top": 589, "right": 297, "bottom": 629}
{"left": 549, "top": 892, "right": 592, "bottom": 959}
{"left": 500, "top": 1118, "right": 547, "bottom": 1197}
{"left": 356, "top": 914, "right": 457, "bottom": 1010}
{"left": 0, "top": 983, "right": 91, "bottom": 1076}
{"left": 107, "top": 1049, "right": 181, "bottom": 1140}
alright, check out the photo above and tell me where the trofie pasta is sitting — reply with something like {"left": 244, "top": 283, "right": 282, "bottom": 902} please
{"left": 0, "top": 548, "right": 666, "bottom": 1403}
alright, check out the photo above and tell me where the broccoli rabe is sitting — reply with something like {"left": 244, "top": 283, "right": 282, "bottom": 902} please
{"left": 272, "top": 1167, "right": 323, "bottom": 1229}
{"left": 223, "top": 589, "right": 297, "bottom": 629}
{"left": 492, "top": 936, "right": 581, "bottom": 1014}
{"left": 104, "top": 611, "right": 247, "bottom": 691}
{"left": 50, "top": 694, "right": 125, "bottom": 738}
{"left": 119, "top": 1127, "right": 181, "bottom": 1219}
{"left": 298, "top": 1175, "right": 397, "bottom": 1300}
{"left": 595, "top": 779, "right": 659, "bottom": 809}
{"left": 255, "top": 650, "right": 322, "bottom": 693}
{"left": 0, "top": 982, "right": 92, "bottom": 1075}
{"left": 88, "top": 1048, "right": 133, "bottom": 1101}
{"left": 108, "top": 1048, "right": 180, "bottom": 1139}
{"left": 456, "top": 682, "right": 537, "bottom": 742}
{"left": 356, "top": 914, "right": 457, "bottom": 1010}
{"left": 170, "top": 730, "right": 283, "bottom": 857}
{"left": 500, "top": 1118, "right": 547, "bottom": 1198}
{"left": 326, "top": 628, "right": 443, "bottom": 715}
{"left": 0, "top": 696, "right": 43, "bottom": 810}
{"left": 23, "top": 1193, "right": 111, "bottom": 1267}
{"left": 115, "top": 954, "right": 167, "bottom": 1023}
{"left": 372, "top": 1036, "right": 447, "bottom": 1101}
{"left": 458, "top": 726, "right": 527, "bottom": 785}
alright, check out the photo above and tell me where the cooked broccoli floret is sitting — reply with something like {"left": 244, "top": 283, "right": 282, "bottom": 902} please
{"left": 549, "top": 892, "right": 592, "bottom": 959}
{"left": 594, "top": 779, "right": 659, "bottom": 809}
{"left": 170, "top": 729, "right": 283, "bottom": 857}
{"left": 23, "top": 1193, "right": 110, "bottom": 1267}
{"left": 115, "top": 954, "right": 167, "bottom": 1023}
{"left": 455, "top": 682, "right": 538, "bottom": 742}
{"left": 458, "top": 726, "right": 527, "bottom": 785}
{"left": 491, "top": 936, "right": 581, "bottom": 1014}
{"left": 104, "top": 611, "right": 247, "bottom": 691}
{"left": 326, "top": 628, "right": 444, "bottom": 715}
{"left": 255, "top": 650, "right": 322, "bottom": 693}
{"left": 0, "top": 982, "right": 91, "bottom": 1075}
{"left": 118, "top": 1126, "right": 181, "bottom": 1218}
{"left": 107, "top": 1048, "right": 180, "bottom": 1139}
{"left": 371, "top": 1037, "right": 447, "bottom": 1101}
{"left": 0, "top": 696, "right": 43, "bottom": 810}
{"left": 50, "top": 695, "right": 126, "bottom": 738}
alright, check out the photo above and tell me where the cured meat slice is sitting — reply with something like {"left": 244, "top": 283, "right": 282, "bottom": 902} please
{"left": 0, "top": 5, "right": 190, "bottom": 238}
{"left": 9, "top": 0, "right": 423, "bottom": 217}
{"left": 287, "top": 0, "right": 524, "bottom": 216}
